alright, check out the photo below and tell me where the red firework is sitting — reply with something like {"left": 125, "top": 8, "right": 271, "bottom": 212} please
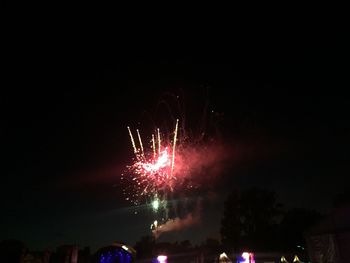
{"left": 126, "top": 120, "right": 179, "bottom": 201}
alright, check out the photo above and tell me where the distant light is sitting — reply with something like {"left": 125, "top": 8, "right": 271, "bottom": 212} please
{"left": 157, "top": 255, "right": 167, "bottom": 263}
{"left": 293, "top": 255, "right": 300, "bottom": 262}
{"left": 240, "top": 252, "right": 255, "bottom": 263}
{"left": 219, "top": 252, "right": 232, "bottom": 262}
{"left": 152, "top": 199, "right": 160, "bottom": 210}
{"left": 281, "top": 256, "right": 288, "bottom": 262}
{"left": 150, "top": 220, "right": 158, "bottom": 230}
{"left": 121, "top": 245, "right": 129, "bottom": 251}
{"left": 297, "top": 245, "right": 305, "bottom": 250}
{"left": 242, "top": 252, "right": 250, "bottom": 260}
{"left": 220, "top": 252, "right": 229, "bottom": 259}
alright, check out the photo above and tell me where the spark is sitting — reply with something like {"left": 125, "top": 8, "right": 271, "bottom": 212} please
{"left": 171, "top": 119, "right": 179, "bottom": 179}
{"left": 157, "top": 128, "right": 161, "bottom": 155}
{"left": 136, "top": 129, "right": 145, "bottom": 158}
{"left": 152, "top": 134, "right": 156, "bottom": 158}
{"left": 127, "top": 126, "right": 138, "bottom": 156}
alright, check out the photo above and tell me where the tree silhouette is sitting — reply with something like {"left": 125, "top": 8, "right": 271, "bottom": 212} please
{"left": 221, "top": 188, "right": 282, "bottom": 251}
{"left": 133, "top": 235, "right": 155, "bottom": 259}
{"left": 221, "top": 189, "right": 241, "bottom": 251}
{"left": 332, "top": 189, "right": 350, "bottom": 208}
{"left": 179, "top": 240, "right": 192, "bottom": 251}
{"left": 278, "top": 208, "right": 322, "bottom": 251}
{"left": 0, "top": 239, "right": 27, "bottom": 263}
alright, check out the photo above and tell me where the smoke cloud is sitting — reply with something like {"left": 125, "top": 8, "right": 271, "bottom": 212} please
{"left": 152, "top": 212, "right": 200, "bottom": 238}
{"left": 174, "top": 140, "right": 234, "bottom": 185}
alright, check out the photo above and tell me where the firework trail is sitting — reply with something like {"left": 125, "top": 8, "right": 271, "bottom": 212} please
{"left": 136, "top": 129, "right": 145, "bottom": 159}
{"left": 171, "top": 119, "right": 179, "bottom": 180}
{"left": 152, "top": 134, "right": 156, "bottom": 159}
{"left": 127, "top": 126, "right": 138, "bottom": 156}
{"left": 157, "top": 128, "right": 161, "bottom": 155}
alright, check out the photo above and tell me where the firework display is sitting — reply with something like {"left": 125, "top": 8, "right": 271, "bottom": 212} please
{"left": 121, "top": 93, "right": 229, "bottom": 236}
{"left": 123, "top": 119, "right": 185, "bottom": 231}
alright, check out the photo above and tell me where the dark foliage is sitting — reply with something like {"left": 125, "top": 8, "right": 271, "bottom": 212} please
{"left": 221, "top": 187, "right": 321, "bottom": 252}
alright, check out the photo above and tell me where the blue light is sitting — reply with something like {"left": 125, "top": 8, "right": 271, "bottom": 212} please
{"left": 99, "top": 248, "right": 133, "bottom": 263}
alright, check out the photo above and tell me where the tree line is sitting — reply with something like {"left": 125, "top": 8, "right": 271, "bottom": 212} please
{"left": 134, "top": 187, "right": 324, "bottom": 260}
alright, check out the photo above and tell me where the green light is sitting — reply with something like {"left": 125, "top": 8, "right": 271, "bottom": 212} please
{"left": 152, "top": 199, "right": 160, "bottom": 210}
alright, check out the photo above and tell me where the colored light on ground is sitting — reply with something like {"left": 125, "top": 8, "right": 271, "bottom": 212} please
{"left": 242, "top": 252, "right": 249, "bottom": 260}
{"left": 157, "top": 255, "right": 168, "bottom": 263}
{"left": 219, "top": 252, "right": 232, "bottom": 262}
{"left": 240, "top": 252, "right": 255, "bottom": 263}
{"left": 220, "top": 252, "right": 228, "bottom": 259}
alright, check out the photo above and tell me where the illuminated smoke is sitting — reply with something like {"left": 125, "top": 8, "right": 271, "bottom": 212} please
{"left": 152, "top": 212, "right": 200, "bottom": 238}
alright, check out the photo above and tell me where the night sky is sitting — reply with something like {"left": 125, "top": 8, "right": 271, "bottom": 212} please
{"left": 2, "top": 30, "right": 348, "bottom": 252}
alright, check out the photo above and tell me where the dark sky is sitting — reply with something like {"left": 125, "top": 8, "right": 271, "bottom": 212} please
{"left": 2, "top": 27, "right": 349, "bottom": 251}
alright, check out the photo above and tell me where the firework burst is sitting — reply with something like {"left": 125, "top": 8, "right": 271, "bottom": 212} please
{"left": 124, "top": 119, "right": 181, "bottom": 209}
